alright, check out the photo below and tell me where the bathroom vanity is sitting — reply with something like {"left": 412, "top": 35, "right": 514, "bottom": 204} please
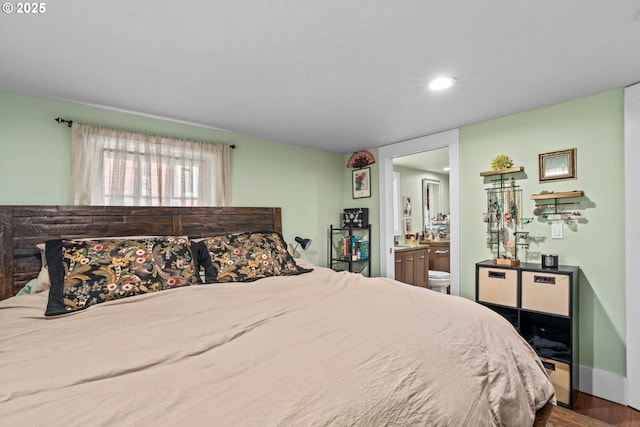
{"left": 394, "top": 245, "right": 429, "bottom": 288}
{"left": 424, "top": 240, "right": 450, "bottom": 273}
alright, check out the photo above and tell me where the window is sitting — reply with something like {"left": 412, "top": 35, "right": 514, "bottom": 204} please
{"left": 102, "top": 148, "right": 201, "bottom": 206}
{"left": 70, "top": 123, "right": 230, "bottom": 206}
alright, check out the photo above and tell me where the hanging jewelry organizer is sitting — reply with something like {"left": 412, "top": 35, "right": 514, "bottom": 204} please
{"left": 530, "top": 191, "right": 585, "bottom": 223}
{"left": 480, "top": 167, "right": 532, "bottom": 265}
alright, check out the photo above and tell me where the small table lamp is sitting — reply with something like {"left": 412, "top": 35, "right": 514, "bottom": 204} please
{"left": 294, "top": 236, "right": 311, "bottom": 252}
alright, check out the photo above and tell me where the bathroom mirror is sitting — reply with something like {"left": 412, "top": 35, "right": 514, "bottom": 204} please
{"left": 422, "top": 179, "right": 440, "bottom": 231}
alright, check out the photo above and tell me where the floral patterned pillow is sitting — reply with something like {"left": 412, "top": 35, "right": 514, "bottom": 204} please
{"left": 201, "top": 231, "right": 312, "bottom": 283}
{"left": 45, "top": 236, "right": 199, "bottom": 316}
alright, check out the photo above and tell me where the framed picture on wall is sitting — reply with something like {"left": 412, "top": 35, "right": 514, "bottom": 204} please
{"left": 402, "top": 196, "right": 412, "bottom": 217}
{"left": 404, "top": 217, "right": 412, "bottom": 234}
{"left": 352, "top": 167, "right": 371, "bottom": 199}
{"left": 539, "top": 148, "right": 576, "bottom": 181}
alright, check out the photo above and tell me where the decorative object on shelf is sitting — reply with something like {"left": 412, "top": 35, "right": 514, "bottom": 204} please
{"left": 541, "top": 254, "right": 559, "bottom": 269}
{"left": 490, "top": 154, "right": 513, "bottom": 171}
{"left": 294, "top": 236, "right": 312, "bottom": 252}
{"left": 425, "top": 219, "right": 449, "bottom": 241}
{"left": 495, "top": 257, "right": 521, "bottom": 266}
{"left": 538, "top": 148, "right": 576, "bottom": 181}
{"left": 342, "top": 208, "right": 369, "bottom": 228}
{"left": 346, "top": 150, "right": 376, "bottom": 168}
{"left": 352, "top": 167, "right": 371, "bottom": 199}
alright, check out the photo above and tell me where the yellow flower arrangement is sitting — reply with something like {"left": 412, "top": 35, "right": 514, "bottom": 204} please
{"left": 491, "top": 155, "right": 513, "bottom": 171}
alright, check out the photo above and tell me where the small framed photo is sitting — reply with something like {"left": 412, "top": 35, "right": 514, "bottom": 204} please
{"left": 352, "top": 167, "right": 371, "bottom": 199}
{"left": 402, "top": 196, "right": 412, "bottom": 217}
{"left": 404, "top": 217, "right": 412, "bottom": 234}
{"left": 539, "top": 148, "right": 576, "bottom": 181}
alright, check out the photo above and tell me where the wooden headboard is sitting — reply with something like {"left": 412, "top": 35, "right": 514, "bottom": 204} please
{"left": 0, "top": 205, "right": 282, "bottom": 300}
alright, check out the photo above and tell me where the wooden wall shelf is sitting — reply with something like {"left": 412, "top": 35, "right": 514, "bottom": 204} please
{"left": 530, "top": 191, "right": 584, "bottom": 200}
{"left": 479, "top": 166, "right": 524, "bottom": 177}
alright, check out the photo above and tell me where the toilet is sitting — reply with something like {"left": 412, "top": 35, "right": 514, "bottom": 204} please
{"left": 429, "top": 270, "right": 450, "bottom": 294}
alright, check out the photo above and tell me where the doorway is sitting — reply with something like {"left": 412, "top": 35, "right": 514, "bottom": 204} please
{"left": 378, "top": 129, "right": 460, "bottom": 295}
{"left": 393, "top": 149, "right": 450, "bottom": 242}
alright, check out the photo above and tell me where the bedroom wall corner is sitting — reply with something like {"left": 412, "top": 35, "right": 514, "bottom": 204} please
{"left": 230, "top": 140, "right": 345, "bottom": 268}
{"left": 458, "top": 89, "right": 627, "bottom": 395}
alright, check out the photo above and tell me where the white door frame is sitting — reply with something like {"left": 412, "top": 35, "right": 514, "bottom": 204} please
{"left": 378, "top": 129, "right": 460, "bottom": 295}
{"left": 625, "top": 83, "right": 640, "bottom": 410}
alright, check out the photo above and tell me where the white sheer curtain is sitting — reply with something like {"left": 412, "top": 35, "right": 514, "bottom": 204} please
{"left": 69, "top": 123, "right": 230, "bottom": 206}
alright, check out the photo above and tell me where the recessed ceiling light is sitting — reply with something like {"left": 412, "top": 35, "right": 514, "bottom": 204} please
{"left": 428, "top": 77, "right": 456, "bottom": 91}
{"left": 443, "top": 166, "right": 450, "bottom": 171}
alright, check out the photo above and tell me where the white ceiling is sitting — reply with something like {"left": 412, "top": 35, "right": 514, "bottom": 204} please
{"left": 393, "top": 147, "right": 449, "bottom": 174}
{"left": 1, "top": 1, "right": 639, "bottom": 154}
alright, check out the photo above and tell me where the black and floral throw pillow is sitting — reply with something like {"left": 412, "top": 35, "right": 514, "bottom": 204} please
{"left": 45, "top": 236, "right": 199, "bottom": 316}
{"left": 201, "top": 231, "right": 312, "bottom": 283}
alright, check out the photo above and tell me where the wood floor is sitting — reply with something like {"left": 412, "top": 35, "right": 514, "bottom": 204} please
{"left": 535, "top": 392, "right": 640, "bottom": 426}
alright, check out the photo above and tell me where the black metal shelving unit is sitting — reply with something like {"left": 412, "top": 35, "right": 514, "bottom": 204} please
{"left": 328, "top": 224, "right": 371, "bottom": 277}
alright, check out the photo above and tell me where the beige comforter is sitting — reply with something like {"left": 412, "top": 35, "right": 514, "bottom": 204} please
{"left": 0, "top": 262, "right": 554, "bottom": 426}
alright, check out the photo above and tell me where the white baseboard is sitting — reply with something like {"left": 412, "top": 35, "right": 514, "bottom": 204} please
{"left": 578, "top": 364, "right": 627, "bottom": 405}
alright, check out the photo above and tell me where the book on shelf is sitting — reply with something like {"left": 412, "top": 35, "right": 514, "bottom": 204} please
{"left": 338, "top": 236, "right": 369, "bottom": 261}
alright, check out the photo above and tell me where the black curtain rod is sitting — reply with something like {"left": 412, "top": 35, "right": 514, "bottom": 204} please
{"left": 54, "top": 117, "right": 236, "bottom": 149}
{"left": 55, "top": 117, "right": 72, "bottom": 127}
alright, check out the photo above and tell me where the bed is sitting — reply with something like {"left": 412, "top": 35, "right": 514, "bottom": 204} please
{"left": 0, "top": 205, "right": 555, "bottom": 426}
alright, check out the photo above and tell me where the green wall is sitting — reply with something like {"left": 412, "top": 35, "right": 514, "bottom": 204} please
{"left": 459, "top": 90, "right": 626, "bottom": 376}
{"left": 342, "top": 152, "right": 380, "bottom": 276}
{"left": 0, "top": 90, "right": 345, "bottom": 267}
